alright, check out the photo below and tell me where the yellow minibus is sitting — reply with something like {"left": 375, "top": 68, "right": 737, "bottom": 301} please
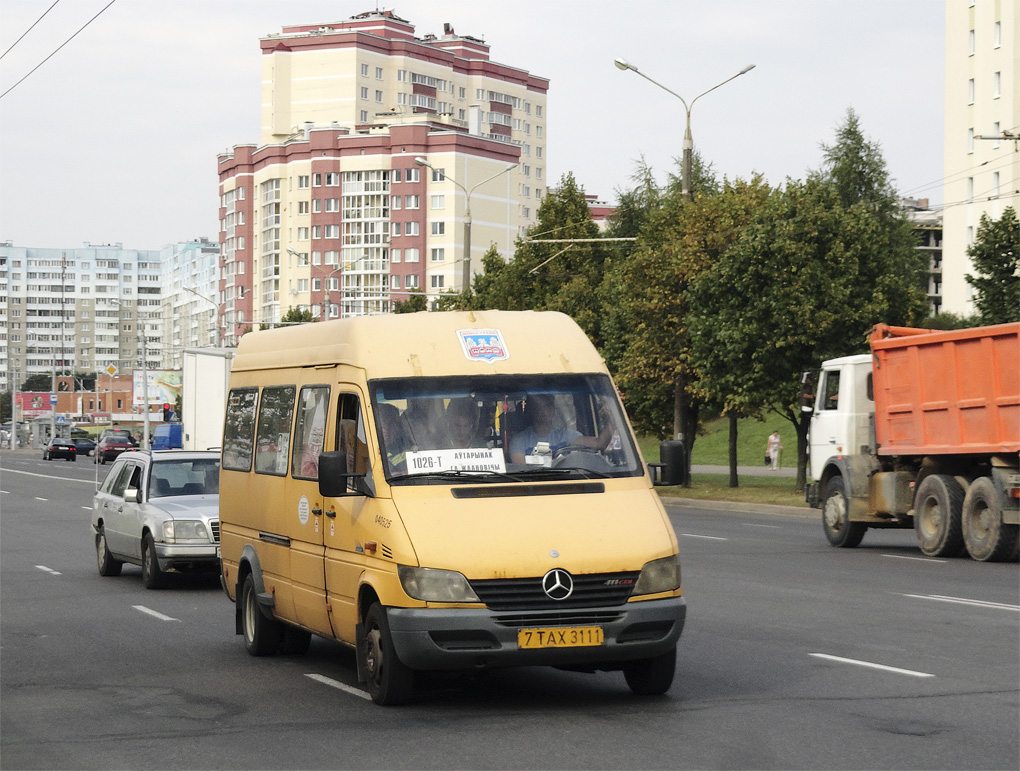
{"left": 219, "top": 310, "right": 686, "bottom": 704}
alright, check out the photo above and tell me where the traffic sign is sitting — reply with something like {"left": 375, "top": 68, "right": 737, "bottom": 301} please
{"left": 106, "top": 365, "right": 118, "bottom": 376}
{"left": 50, "top": 393, "right": 58, "bottom": 405}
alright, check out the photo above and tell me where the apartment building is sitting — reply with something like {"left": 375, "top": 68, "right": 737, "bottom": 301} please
{"left": 942, "top": 0, "right": 1019, "bottom": 315}
{"left": 0, "top": 242, "right": 163, "bottom": 392}
{"left": 217, "top": 9, "right": 549, "bottom": 343}
{"left": 161, "top": 238, "right": 220, "bottom": 366}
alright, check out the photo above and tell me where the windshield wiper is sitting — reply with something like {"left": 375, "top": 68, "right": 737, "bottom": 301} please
{"left": 388, "top": 469, "right": 525, "bottom": 484}
{"left": 513, "top": 466, "right": 614, "bottom": 480}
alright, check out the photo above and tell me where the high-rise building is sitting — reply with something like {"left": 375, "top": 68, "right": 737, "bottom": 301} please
{"left": 0, "top": 242, "right": 163, "bottom": 392}
{"left": 942, "top": 0, "right": 1019, "bottom": 315}
{"left": 216, "top": 9, "right": 549, "bottom": 343}
{"left": 160, "top": 238, "right": 220, "bottom": 364}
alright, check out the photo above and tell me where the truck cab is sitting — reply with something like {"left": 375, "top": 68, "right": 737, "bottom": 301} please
{"left": 804, "top": 354, "right": 873, "bottom": 485}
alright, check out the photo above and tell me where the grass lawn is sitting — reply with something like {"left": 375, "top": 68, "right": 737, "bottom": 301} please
{"left": 636, "top": 414, "right": 809, "bottom": 508}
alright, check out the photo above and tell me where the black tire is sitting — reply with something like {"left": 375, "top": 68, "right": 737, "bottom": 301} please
{"left": 279, "top": 626, "right": 313, "bottom": 655}
{"left": 141, "top": 532, "right": 166, "bottom": 589}
{"left": 624, "top": 646, "right": 676, "bottom": 696}
{"left": 95, "top": 526, "right": 123, "bottom": 577}
{"left": 70, "top": 456, "right": 76, "bottom": 462}
{"left": 242, "top": 574, "right": 282, "bottom": 656}
{"left": 914, "top": 474, "right": 966, "bottom": 557}
{"left": 43, "top": 452, "right": 50, "bottom": 461}
{"left": 962, "top": 476, "right": 1020, "bottom": 562}
{"left": 821, "top": 476, "right": 866, "bottom": 548}
{"left": 361, "top": 604, "right": 414, "bottom": 705}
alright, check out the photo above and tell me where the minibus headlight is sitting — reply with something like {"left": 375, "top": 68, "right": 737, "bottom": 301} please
{"left": 632, "top": 554, "right": 681, "bottom": 596}
{"left": 398, "top": 566, "right": 480, "bottom": 603}
{"left": 162, "top": 520, "right": 208, "bottom": 542}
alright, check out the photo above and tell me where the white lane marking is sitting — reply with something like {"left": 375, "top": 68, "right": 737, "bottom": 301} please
{"left": 81, "top": 506, "right": 92, "bottom": 511}
{"left": 680, "top": 533, "right": 728, "bottom": 541}
{"left": 743, "top": 523, "right": 781, "bottom": 529}
{"left": 901, "top": 593, "right": 1020, "bottom": 612}
{"left": 1, "top": 468, "right": 96, "bottom": 485}
{"left": 132, "top": 605, "right": 181, "bottom": 622}
{"left": 35, "top": 565, "right": 61, "bottom": 576}
{"left": 810, "top": 653, "right": 934, "bottom": 678}
{"left": 883, "top": 554, "right": 946, "bottom": 563}
{"left": 305, "top": 673, "right": 372, "bottom": 701}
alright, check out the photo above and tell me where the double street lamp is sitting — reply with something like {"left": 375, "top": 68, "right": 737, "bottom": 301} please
{"left": 414, "top": 156, "right": 518, "bottom": 292}
{"left": 613, "top": 58, "right": 755, "bottom": 199}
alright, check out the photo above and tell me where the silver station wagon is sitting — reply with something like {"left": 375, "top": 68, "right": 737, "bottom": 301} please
{"left": 91, "top": 450, "right": 221, "bottom": 589}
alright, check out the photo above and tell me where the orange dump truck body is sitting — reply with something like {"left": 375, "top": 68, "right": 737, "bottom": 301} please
{"left": 870, "top": 322, "right": 1020, "bottom": 457}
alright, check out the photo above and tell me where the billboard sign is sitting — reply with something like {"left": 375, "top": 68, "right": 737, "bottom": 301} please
{"left": 133, "top": 370, "right": 183, "bottom": 407}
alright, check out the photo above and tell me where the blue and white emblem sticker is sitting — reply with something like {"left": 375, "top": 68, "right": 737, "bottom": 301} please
{"left": 457, "top": 328, "right": 509, "bottom": 363}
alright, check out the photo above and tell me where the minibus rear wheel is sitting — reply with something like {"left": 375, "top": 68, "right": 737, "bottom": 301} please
{"left": 362, "top": 604, "right": 414, "bottom": 705}
{"left": 623, "top": 646, "right": 676, "bottom": 696}
{"left": 242, "top": 574, "right": 282, "bottom": 656}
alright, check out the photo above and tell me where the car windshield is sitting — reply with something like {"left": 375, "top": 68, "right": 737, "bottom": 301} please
{"left": 369, "top": 373, "right": 642, "bottom": 484}
{"left": 148, "top": 458, "right": 221, "bottom": 499}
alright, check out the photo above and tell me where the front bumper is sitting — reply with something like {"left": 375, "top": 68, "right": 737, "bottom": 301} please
{"left": 386, "top": 596, "right": 685, "bottom": 671}
{"left": 154, "top": 542, "right": 219, "bottom": 572}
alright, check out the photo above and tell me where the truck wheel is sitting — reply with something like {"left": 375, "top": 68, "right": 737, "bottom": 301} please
{"left": 141, "top": 533, "right": 166, "bottom": 589}
{"left": 623, "top": 646, "right": 676, "bottom": 695}
{"left": 962, "top": 477, "right": 1019, "bottom": 562}
{"left": 241, "top": 574, "right": 282, "bottom": 656}
{"left": 361, "top": 604, "right": 414, "bottom": 705}
{"left": 914, "top": 474, "right": 965, "bottom": 557}
{"left": 822, "top": 477, "right": 866, "bottom": 548}
{"left": 95, "top": 526, "right": 123, "bottom": 577}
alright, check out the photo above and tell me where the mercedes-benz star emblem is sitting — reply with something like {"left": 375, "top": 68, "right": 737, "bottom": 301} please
{"left": 542, "top": 568, "right": 574, "bottom": 601}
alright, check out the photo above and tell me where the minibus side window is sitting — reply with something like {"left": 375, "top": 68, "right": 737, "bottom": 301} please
{"left": 292, "top": 385, "right": 330, "bottom": 480}
{"left": 223, "top": 388, "right": 258, "bottom": 471}
{"left": 337, "top": 393, "right": 368, "bottom": 491}
{"left": 254, "top": 386, "right": 297, "bottom": 476}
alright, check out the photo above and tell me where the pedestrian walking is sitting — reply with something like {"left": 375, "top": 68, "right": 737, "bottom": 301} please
{"left": 766, "top": 430, "right": 783, "bottom": 470}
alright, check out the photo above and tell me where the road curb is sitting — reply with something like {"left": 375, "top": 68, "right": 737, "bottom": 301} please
{"left": 660, "top": 495, "right": 815, "bottom": 518}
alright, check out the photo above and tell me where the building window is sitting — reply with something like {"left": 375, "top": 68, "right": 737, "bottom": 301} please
{"left": 431, "top": 248, "right": 444, "bottom": 262}
{"left": 298, "top": 227, "right": 310, "bottom": 240}
{"left": 967, "top": 177, "right": 974, "bottom": 199}
{"left": 298, "top": 201, "right": 309, "bottom": 215}
{"left": 313, "top": 226, "right": 322, "bottom": 239}
{"left": 406, "top": 168, "right": 420, "bottom": 183}
{"left": 361, "top": 64, "right": 369, "bottom": 77}
{"left": 406, "top": 275, "right": 419, "bottom": 289}
{"left": 994, "top": 21, "right": 1001, "bottom": 47}
{"left": 431, "top": 275, "right": 444, "bottom": 289}
{"left": 391, "top": 195, "right": 401, "bottom": 210}
{"left": 397, "top": 70, "right": 406, "bottom": 82}
{"left": 406, "top": 222, "right": 419, "bottom": 236}
{"left": 313, "top": 174, "right": 322, "bottom": 187}
{"left": 360, "top": 87, "right": 369, "bottom": 99}
{"left": 430, "top": 195, "right": 445, "bottom": 209}
{"left": 375, "top": 90, "right": 383, "bottom": 102}
{"left": 391, "top": 275, "right": 401, "bottom": 289}
{"left": 969, "top": 29, "right": 975, "bottom": 55}
{"left": 993, "top": 71, "right": 1001, "bottom": 98}
{"left": 431, "top": 168, "right": 445, "bottom": 182}
{"left": 376, "top": 66, "right": 384, "bottom": 79}
{"left": 297, "top": 279, "right": 309, "bottom": 292}
{"left": 325, "top": 173, "right": 339, "bottom": 186}
{"left": 325, "top": 199, "right": 340, "bottom": 213}
{"left": 993, "top": 171, "right": 1000, "bottom": 197}
{"left": 993, "top": 122, "right": 1001, "bottom": 149}
{"left": 313, "top": 199, "right": 322, "bottom": 213}
{"left": 359, "top": 110, "right": 368, "bottom": 123}
{"left": 391, "top": 249, "right": 401, "bottom": 263}
{"left": 405, "top": 248, "right": 419, "bottom": 263}
{"left": 405, "top": 195, "right": 419, "bottom": 209}
{"left": 392, "top": 169, "right": 402, "bottom": 183}
{"left": 431, "top": 222, "right": 445, "bottom": 235}
{"left": 298, "top": 175, "right": 310, "bottom": 189}
{"left": 392, "top": 223, "right": 402, "bottom": 237}
{"left": 968, "top": 78, "right": 975, "bottom": 104}
{"left": 968, "top": 128, "right": 975, "bottom": 153}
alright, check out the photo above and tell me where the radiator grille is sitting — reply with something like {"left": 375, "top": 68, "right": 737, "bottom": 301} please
{"left": 210, "top": 520, "right": 220, "bottom": 543}
{"left": 469, "top": 572, "right": 639, "bottom": 611}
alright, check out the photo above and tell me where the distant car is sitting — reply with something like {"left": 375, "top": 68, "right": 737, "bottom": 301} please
{"left": 70, "top": 427, "right": 89, "bottom": 437}
{"left": 72, "top": 437, "right": 97, "bottom": 456}
{"left": 99, "top": 428, "right": 139, "bottom": 447}
{"left": 94, "top": 436, "right": 133, "bottom": 464}
{"left": 91, "top": 450, "right": 221, "bottom": 589}
{"left": 43, "top": 438, "right": 77, "bottom": 461}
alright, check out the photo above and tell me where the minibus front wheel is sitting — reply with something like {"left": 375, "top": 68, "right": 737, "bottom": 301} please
{"left": 242, "top": 574, "right": 282, "bottom": 656}
{"left": 362, "top": 604, "right": 414, "bottom": 705}
{"left": 623, "top": 646, "right": 676, "bottom": 696}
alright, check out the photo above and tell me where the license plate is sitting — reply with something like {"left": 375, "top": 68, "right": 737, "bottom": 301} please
{"left": 518, "top": 626, "right": 604, "bottom": 649}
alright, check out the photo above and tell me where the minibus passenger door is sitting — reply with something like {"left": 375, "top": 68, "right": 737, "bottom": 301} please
{"left": 320, "top": 390, "right": 371, "bottom": 643}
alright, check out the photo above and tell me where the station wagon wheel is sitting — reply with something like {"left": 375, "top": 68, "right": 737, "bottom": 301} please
{"left": 623, "top": 646, "right": 676, "bottom": 695}
{"left": 241, "top": 574, "right": 282, "bottom": 656}
{"left": 141, "top": 532, "right": 165, "bottom": 589}
{"left": 361, "top": 604, "right": 414, "bottom": 705}
{"left": 95, "top": 526, "right": 123, "bottom": 577}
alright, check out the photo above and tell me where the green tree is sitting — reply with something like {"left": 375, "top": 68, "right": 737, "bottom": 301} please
{"left": 467, "top": 173, "right": 614, "bottom": 347}
{"left": 280, "top": 306, "right": 315, "bottom": 325}
{"left": 20, "top": 374, "right": 52, "bottom": 391}
{"left": 966, "top": 207, "right": 1020, "bottom": 324}
{"left": 393, "top": 294, "right": 427, "bottom": 313}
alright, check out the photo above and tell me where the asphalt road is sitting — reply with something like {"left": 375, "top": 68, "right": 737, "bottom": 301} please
{"left": 2, "top": 449, "right": 1018, "bottom": 770}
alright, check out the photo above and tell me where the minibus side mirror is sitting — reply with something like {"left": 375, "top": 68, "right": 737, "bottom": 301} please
{"left": 318, "top": 451, "right": 373, "bottom": 498}
{"left": 649, "top": 439, "right": 687, "bottom": 487}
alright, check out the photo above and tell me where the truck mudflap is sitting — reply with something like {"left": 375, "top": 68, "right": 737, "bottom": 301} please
{"left": 816, "top": 454, "right": 881, "bottom": 521}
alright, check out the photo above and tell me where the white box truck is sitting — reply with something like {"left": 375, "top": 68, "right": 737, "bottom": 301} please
{"left": 182, "top": 348, "right": 234, "bottom": 451}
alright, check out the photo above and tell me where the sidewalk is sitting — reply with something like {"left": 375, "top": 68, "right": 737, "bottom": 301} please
{"left": 691, "top": 463, "right": 795, "bottom": 478}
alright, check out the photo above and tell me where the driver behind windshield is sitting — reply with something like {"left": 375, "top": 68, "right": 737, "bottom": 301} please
{"left": 509, "top": 393, "right": 611, "bottom": 464}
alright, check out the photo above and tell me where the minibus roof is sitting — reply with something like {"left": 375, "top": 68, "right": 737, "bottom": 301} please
{"left": 230, "top": 310, "right": 607, "bottom": 379}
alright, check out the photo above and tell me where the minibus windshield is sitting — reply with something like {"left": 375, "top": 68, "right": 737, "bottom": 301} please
{"left": 370, "top": 374, "right": 643, "bottom": 483}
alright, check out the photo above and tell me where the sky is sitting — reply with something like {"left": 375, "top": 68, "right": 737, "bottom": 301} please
{"left": 0, "top": 0, "right": 945, "bottom": 251}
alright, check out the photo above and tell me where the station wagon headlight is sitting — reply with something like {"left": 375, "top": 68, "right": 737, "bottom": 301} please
{"left": 632, "top": 554, "right": 681, "bottom": 596}
{"left": 162, "top": 520, "right": 208, "bottom": 542}
{"left": 398, "top": 565, "right": 480, "bottom": 603}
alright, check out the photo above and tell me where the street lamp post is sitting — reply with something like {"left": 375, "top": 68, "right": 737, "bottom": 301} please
{"left": 613, "top": 58, "right": 755, "bottom": 199}
{"left": 414, "top": 156, "right": 518, "bottom": 292}
{"left": 111, "top": 299, "right": 150, "bottom": 449}
{"left": 182, "top": 285, "right": 221, "bottom": 347}
{"left": 320, "top": 265, "right": 344, "bottom": 322}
